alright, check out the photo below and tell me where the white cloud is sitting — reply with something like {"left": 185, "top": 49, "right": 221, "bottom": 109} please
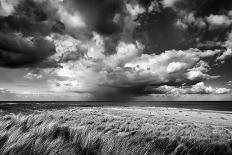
{"left": 126, "top": 4, "right": 145, "bottom": 18}
{"left": 0, "top": 0, "right": 20, "bottom": 16}
{"left": 215, "top": 88, "right": 230, "bottom": 94}
{"left": 92, "top": 32, "right": 104, "bottom": 46}
{"left": 107, "top": 48, "right": 220, "bottom": 87}
{"left": 162, "top": 0, "right": 181, "bottom": 8}
{"left": 215, "top": 31, "right": 232, "bottom": 62}
{"left": 57, "top": 6, "right": 86, "bottom": 28}
{"left": 190, "top": 60, "right": 210, "bottom": 72}
{"left": 199, "top": 49, "right": 221, "bottom": 58}
{"left": 175, "top": 19, "right": 188, "bottom": 29}
{"left": 167, "top": 62, "right": 187, "bottom": 73}
{"left": 44, "top": 36, "right": 222, "bottom": 98}
{"left": 227, "top": 81, "right": 232, "bottom": 86}
{"left": 191, "top": 82, "right": 214, "bottom": 94}
{"left": 206, "top": 14, "right": 232, "bottom": 29}
{"left": 24, "top": 73, "right": 43, "bottom": 80}
{"left": 47, "top": 33, "right": 88, "bottom": 62}
{"left": 186, "top": 70, "right": 205, "bottom": 80}
{"left": 158, "top": 82, "right": 230, "bottom": 95}
{"left": 107, "top": 41, "right": 143, "bottom": 67}
{"left": 175, "top": 12, "right": 207, "bottom": 29}
{"left": 229, "top": 10, "right": 232, "bottom": 18}
{"left": 148, "top": 1, "right": 160, "bottom": 12}
{"left": 226, "top": 32, "right": 232, "bottom": 49}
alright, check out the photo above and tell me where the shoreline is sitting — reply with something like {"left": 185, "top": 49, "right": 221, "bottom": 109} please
{"left": 102, "top": 106, "right": 232, "bottom": 127}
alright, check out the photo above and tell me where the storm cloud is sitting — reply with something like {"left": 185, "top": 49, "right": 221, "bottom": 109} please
{"left": 136, "top": 0, "right": 232, "bottom": 53}
{"left": 0, "top": 0, "right": 231, "bottom": 100}
{"left": 62, "top": 0, "right": 124, "bottom": 35}
{"left": 0, "top": 33, "right": 57, "bottom": 68}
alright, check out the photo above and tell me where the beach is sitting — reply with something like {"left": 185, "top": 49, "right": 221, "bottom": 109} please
{"left": 45, "top": 106, "right": 232, "bottom": 127}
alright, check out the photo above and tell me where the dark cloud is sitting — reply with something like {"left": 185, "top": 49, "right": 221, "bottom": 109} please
{"left": 138, "top": 0, "right": 161, "bottom": 10}
{"left": 0, "top": 15, "right": 52, "bottom": 36}
{"left": 60, "top": 51, "right": 86, "bottom": 62}
{"left": 175, "top": 0, "right": 232, "bottom": 17}
{"left": 0, "top": 0, "right": 66, "bottom": 69}
{"left": 104, "top": 35, "right": 121, "bottom": 55}
{"left": 61, "top": 0, "right": 127, "bottom": 55}
{"left": 135, "top": 0, "right": 232, "bottom": 54}
{"left": 175, "top": 0, "right": 232, "bottom": 46}
{"left": 0, "top": 33, "right": 57, "bottom": 68}
{"left": 102, "top": 74, "right": 204, "bottom": 97}
{"left": 15, "top": 0, "right": 49, "bottom": 21}
{"left": 137, "top": 8, "right": 189, "bottom": 53}
{"left": 0, "top": 0, "right": 65, "bottom": 36}
{"left": 63, "top": 0, "right": 124, "bottom": 35}
{"left": 92, "top": 77, "right": 204, "bottom": 100}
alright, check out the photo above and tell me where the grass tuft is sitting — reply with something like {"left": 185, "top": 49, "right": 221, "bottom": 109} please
{"left": 0, "top": 109, "right": 232, "bottom": 155}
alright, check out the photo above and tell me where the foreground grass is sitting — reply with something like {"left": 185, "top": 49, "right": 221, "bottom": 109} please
{"left": 0, "top": 107, "right": 232, "bottom": 155}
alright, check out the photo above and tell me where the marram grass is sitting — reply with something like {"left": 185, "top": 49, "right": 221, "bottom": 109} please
{"left": 0, "top": 108, "right": 232, "bottom": 155}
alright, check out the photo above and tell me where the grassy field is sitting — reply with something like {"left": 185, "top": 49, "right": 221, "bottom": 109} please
{"left": 0, "top": 107, "right": 232, "bottom": 155}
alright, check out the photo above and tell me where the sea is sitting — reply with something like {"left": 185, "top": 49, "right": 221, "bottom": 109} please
{"left": 0, "top": 101, "right": 232, "bottom": 114}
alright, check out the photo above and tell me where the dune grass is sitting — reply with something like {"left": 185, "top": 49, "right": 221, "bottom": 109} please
{"left": 0, "top": 107, "right": 232, "bottom": 155}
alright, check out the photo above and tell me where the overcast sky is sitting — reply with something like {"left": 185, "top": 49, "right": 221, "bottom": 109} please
{"left": 0, "top": 0, "right": 232, "bottom": 101}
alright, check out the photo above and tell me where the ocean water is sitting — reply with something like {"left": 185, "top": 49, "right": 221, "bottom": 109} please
{"left": 0, "top": 101, "right": 232, "bottom": 114}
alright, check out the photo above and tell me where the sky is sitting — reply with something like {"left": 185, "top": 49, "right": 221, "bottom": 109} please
{"left": 0, "top": 0, "right": 232, "bottom": 101}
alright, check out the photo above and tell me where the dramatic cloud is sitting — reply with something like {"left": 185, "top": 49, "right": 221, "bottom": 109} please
{"left": 137, "top": 0, "right": 232, "bottom": 53}
{"left": 0, "top": 33, "right": 57, "bottom": 68}
{"left": 49, "top": 45, "right": 224, "bottom": 100}
{"left": 0, "top": 0, "right": 232, "bottom": 100}
{"left": 47, "top": 33, "right": 88, "bottom": 63}
{"left": 62, "top": 0, "right": 124, "bottom": 35}
{"left": 0, "top": 0, "right": 66, "bottom": 36}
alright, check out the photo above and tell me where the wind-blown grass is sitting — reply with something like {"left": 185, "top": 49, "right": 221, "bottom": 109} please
{"left": 0, "top": 107, "right": 232, "bottom": 155}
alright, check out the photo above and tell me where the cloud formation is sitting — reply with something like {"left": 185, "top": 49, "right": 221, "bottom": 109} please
{"left": 207, "top": 14, "right": 232, "bottom": 29}
{"left": 49, "top": 42, "right": 227, "bottom": 100}
{"left": 63, "top": 0, "right": 124, "bottom": 35}
{"left": 0, "top": 0, "right": 231, "bottom": 100}
{"left": 0, "top": 33, "right": 57, "bottom": 68}
{"left": 157, "top": 82, "right": 230, "bottom": 95}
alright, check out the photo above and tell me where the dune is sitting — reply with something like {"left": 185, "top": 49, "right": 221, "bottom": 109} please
{"left": 0, "top": 106, "right": 232, "bottom": 155}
